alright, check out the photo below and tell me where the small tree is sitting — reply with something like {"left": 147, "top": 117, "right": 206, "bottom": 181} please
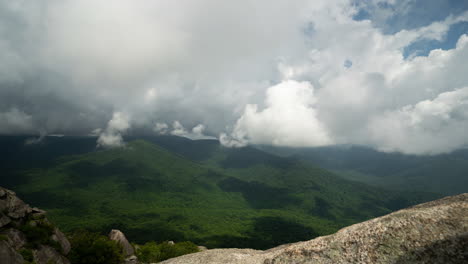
{"left": 68, "top": 231, "right": 124, "bottom": 264}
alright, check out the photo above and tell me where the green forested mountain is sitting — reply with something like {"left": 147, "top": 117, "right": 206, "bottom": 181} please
{"left": 0, "top": 136, "right": 438, "bottom": 249}
{"left": 257, "top": 145, "right": 468, "bottom": 195}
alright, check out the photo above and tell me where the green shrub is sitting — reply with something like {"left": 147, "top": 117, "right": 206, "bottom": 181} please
{"left": 19, "top": 220, "right": 56, "bottom": 249}
{"left": 18, "top": 248, "right": 34, "bottom": 263}
{"left": 68, "top": 231, "right": 124, "bottom": 264}
{"left": 135, "top": 241, "right": 159, "bottom": 262}
{"left": 136, "top": 241, "right": 199, "bottom": 263}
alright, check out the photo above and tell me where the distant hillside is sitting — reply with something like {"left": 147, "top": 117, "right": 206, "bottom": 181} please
{"left": 0, "top": 135, "right": 97, "bottom": 188}
{"left": 0, "top": 136, "right": 439, "bottom": 250}
{"left": 257, "top": 145, "right": 468, "bottom": 195}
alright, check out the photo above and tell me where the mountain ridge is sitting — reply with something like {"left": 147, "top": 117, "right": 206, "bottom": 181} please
{"left": 256, "top": 144, "right": 468, "bottom": 195}
{"left": 0, "top": 136, "right": 439, "bottom": 249}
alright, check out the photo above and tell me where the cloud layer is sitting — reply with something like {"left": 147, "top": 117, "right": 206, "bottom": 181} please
{"left": 0, "top": 0, "right": 467, "bottom": 154}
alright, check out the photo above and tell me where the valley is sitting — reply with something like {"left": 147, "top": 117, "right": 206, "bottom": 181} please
{"left": 0, "top": 136, "right": 440, "bottom": 250}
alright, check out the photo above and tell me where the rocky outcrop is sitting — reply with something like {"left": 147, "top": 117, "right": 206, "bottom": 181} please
{"left": 109, "top": 229, "right": 135, "bottom": 257}
{"left": 33, "top": 245, "right": 70, "bottom": 264}
{"left": 0, "top": 186, "right": 71, "bottom": 264}
{"left": 0, "top": 240, "right": 24, "bottom": 264}
{"left": 109, "top": 229, "right": 139, "bottom": 264}
{"left": 161, "top": 193, "right": 468, "bottom": 264}
{"left": 3, "top": 228, "right": 27, "bottom": 250}
{"left": 52, "top": 228, "right": 71, "bottom": 255}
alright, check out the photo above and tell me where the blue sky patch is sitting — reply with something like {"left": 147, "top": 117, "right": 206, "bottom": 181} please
{"left": 403, "top": 21, "right": 468, "bottom": 59}
{"left": 353, "top": 0, "right": 468, "bottom": 34}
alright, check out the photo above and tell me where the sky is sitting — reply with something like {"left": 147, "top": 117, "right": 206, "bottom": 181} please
{"left": 0, "top": 0, "right": 468, "bottom": 154}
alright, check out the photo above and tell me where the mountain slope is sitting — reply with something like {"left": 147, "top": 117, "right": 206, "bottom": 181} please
{"left": 135, "top": 136, "right": 438, "bottom": 212}
{"left": 161, "top": 193, "right": 468, "bottom": 264}
{"left": 257, "top": 145, "right": 468, "bottom": 195}
{"left": 0, "top": 136, "right": 439, "bottom": 249}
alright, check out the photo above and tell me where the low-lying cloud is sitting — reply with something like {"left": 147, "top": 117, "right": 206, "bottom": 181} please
{"left": 97, "top": 112, "right": 130, "bottom": 148}
{"left": 223, "top": 80, "right": 332, "bottom": 147}
{"left": 154, "top": 121, "right": 214, "bottom": 140}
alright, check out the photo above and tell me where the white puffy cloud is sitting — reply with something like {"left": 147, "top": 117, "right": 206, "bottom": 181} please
{"left": 169, "top": 121, "right": 214, "bottom": 140}
{"left": 170, "top": 121, "right": 187, "bottom": 137}
{"left": 223, "top": 81, "right": 332, "bottom": 147}
{"left": 368, "top": 87, "right": 468, "bottom": 154}
{"left": 153, "top": 122, "right": 169, "bottom": 135}
{"left": 219, "top": 133, "right": 249, "bottom": 148}
{"left": 97, "top": 112, "right": 130, "bottom": 148}
{"left": 275, "top": 12, "right": 468, "bottom": 153}
{"left": 191, "top": 124, "right": 207, "bottom": 139}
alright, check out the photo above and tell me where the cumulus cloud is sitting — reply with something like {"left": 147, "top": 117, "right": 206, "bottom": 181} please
{"left": 219, "top": 133, "right": 249, "bottom": 148}
{"left": 222, "top": 81, "right": 332, "bottom": 147}
{"left": 368, "top": 87, "right": 468, "bottom": 154}
{"left": 190, "top": 124, "right": 215, "bottom": 140}
{"left": 1, "top": 0, "right": 468, "bottom": 154}
{"left": 97, "top": 112, "right": 130, "bottom": 148}
{"left": 153, "top": 122, "right": 169, "bottom": 135}
{"left": 167, "top": 121, "right": 214, "bottom": 140}
{"left": 170, "top": 121, "right": 187, "bottom": 137}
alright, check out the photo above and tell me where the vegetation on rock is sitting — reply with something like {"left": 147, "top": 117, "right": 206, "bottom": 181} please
{"left": 136, "top": 241, "right": 199, "bottom": 263}
{"left": 68, "top": 231, "right": 124, "bottom": 264}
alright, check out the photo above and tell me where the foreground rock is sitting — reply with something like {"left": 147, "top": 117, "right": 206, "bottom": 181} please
{"left": 0, "top": 187, "right": 71, "bottom": 264}
{"left": 161, "top": 193, "right": 468, "bottom": 264}
{"left": 109, "top": 229, "right": 138, "bottom": 264}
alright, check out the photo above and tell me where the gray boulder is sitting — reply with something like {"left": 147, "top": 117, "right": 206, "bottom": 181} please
{"left": 33, "top": 245, "right": 70, "bottom": 264}
{"left": 4, "top": 190, "right": 32, "bottom": 219}
{"left": 0, "top": 198, "right": 7, "bottom": 211}
{"left": 197, "top": 246, "right": 208, "bottom": 251}
{"left": 52, "top": 227, "right": 71, "bottom": 255}
{"left": 109, "top": 229, "right": 135, "bottom": 257}
{"left": 0, "top": 213, "right": 11, "bottom": 228}
{"left": 31, "top": 207, "right": 47, "bottom": 218}
{"left": 125, "top": 254, "right": 139, "bottom": 264}
{"left": 0, "top": 240, "right": 24, "bottom": 264}
{"left": 1, "top": 228, "right": 27, "bottom": 250}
